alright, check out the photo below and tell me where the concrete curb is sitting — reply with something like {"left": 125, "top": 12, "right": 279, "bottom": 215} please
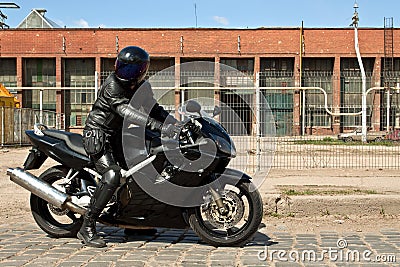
{"left": 262, "top": 193, "right": 400, "bottom": 217}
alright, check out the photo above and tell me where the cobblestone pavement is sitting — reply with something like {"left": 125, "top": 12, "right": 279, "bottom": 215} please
{"left": 1, "top": 148, "right": 400, "bottom": 266}
{"left": 0, "top": 221, "right": 400, "bottom": 267}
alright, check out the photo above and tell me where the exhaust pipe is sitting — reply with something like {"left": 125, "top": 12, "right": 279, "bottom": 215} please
{"left": 7, "top": 167, "right": 86, "bottom": 215}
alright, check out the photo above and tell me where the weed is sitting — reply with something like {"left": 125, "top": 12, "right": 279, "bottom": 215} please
{"left": 322, "top": 209, "right": 330, "bottom": 216}
{"left": 292, "top": 139, "right": 397, "bottom": 146}
{"left": 268, "top": 212, "right": 295, "bottom": 218}
{"left": 268, "top": 212, "right": 282, "bottom": 218}
{"left": 280, "top": 186, "right": 378, "bottom": 196}
{"left": 380, "top": 206, "right": 386, "bottom": 216}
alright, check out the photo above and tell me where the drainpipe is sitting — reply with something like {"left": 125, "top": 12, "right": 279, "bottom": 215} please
{"left": 354, "top": 27, "right": 367, "bottom": 143}
{"left": 353, "top": 3, "right": 367, "bottom": 142}
{"left": 300, "top": 21, "right": 305, "bottom": 136}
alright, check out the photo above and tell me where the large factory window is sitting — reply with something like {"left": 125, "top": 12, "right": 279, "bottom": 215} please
{"left": 340, "top": 58, "right": 374, "bottom": 129}
{"left": 380, "top": 58, "right": 400, "bottom": 130}
{"left": 62, "top": 58, "right": 95, "bottom": 128}
{"left": 259, "top": 58, "right": 295, "bottom": 136}
{"left": 147, "top": 58, "right": 175, "bottom": 113}
{"left": 180, "top": 58, "right": 215, "bottom": 114}
{"left": 219, "top": 58, "right": 255, "bottom": 135}
{"left": 302, "top": 58, "right": 334, "bottom": 128}
{"left": 22, "top": 58, "right": 56, "bottom": 111}
{"left": 0, "top": 58, "right": 17, "bottom": 88}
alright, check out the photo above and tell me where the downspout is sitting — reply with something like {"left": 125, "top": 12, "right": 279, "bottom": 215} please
{"left": 353, "top": 3, "right": 367, "bottom": 142}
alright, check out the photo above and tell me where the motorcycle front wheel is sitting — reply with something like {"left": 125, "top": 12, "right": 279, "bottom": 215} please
{"left": 188, "top": 180, "right": 263, "bottom": 247}
{"left": 30, "top": 167, "right": 83, "bottom": 238}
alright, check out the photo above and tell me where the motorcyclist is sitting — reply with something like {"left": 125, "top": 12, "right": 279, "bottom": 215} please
{"left": 78, "top": 46, "right": 180, "bottom": 247}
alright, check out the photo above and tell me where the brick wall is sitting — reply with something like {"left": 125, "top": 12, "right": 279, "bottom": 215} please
{"left": 0, "top": 27, "right": 393, "bottom": 58}
{"left": 0, "top": 27, "right": 396, "bottom": 135}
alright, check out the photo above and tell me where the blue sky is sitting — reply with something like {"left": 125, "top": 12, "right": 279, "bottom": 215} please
{"left": 2, "top": 0, "right": 399, "bottom": 28}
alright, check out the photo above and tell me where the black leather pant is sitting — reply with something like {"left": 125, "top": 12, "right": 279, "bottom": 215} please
{"left": 82, "top": 128, "right": 121, "bottom": 219}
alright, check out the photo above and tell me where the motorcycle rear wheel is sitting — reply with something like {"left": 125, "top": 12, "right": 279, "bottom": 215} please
{"left": 30, "top": 167, "right": 83, "bottom": 238}
{"left": 188, "top": 180, "right": 263, "bottom": 247}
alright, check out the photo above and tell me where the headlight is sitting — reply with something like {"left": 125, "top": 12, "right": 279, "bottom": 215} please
{"left": 210, "top": 134, "right": 236, "bottom": 157}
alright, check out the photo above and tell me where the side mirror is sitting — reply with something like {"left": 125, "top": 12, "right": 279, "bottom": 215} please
{"left": 186, "top": 100, "right": 202, "bottom": 114}
{"left": 213, "top": 106, "right": 222, "bottom": 117}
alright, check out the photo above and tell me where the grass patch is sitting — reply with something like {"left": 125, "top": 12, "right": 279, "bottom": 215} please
{"left": 278, "top": 185, "right": 378, "bottom": 196}
{"left": 291, "top": 139, "right": 397, "bottom": 146}
{"left": 267, "top": 212, "right": 295, "bottom": 218}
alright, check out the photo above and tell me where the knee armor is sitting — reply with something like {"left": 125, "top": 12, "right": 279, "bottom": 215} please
{"left": 101, "top": 165, "right": 122, "bottom": 187}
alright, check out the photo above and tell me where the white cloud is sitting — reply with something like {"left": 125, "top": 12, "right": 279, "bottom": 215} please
{"left": 75, "top": 18, "right": 89, "bottom": 28}
{"left": 213, "top": 16, "right": 229, "bottom": 26}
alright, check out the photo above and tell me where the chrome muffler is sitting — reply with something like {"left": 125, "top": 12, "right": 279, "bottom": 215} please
{"left": 7, "top": 167, "right": 86, "bottom": 215}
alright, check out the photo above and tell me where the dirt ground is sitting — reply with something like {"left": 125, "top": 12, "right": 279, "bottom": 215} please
{"left": 261, "top": 167, "right": 400, "bottom": 234}
{"left": 0, "top": 147, "right": 399, "bottom": 235}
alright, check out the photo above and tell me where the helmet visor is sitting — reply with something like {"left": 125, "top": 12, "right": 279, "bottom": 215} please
{"left": 115, "top": 61, "right": 149, "bottom": 82}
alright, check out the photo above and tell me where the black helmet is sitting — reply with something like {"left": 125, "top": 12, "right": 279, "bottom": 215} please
{"left": 115, "top": 46, "right": 150, "bottom": 86}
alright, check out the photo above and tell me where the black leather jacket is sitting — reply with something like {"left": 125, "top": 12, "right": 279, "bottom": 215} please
{"left": 85, "top": 73, "right": 175, "bottom": 134}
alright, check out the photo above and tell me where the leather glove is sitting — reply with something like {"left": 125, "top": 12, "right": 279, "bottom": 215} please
{"left": 147, "top": 118, "right": 184, "bottom": 139}
{"left": 146, "top": 118, "right": 163, "bottom": 132}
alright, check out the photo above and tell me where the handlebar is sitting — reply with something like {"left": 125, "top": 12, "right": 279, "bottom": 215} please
{"left": 150, "top": 120, "right": 203, "bottom": 155}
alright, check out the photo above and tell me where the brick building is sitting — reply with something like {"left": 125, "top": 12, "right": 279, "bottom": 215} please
{"left": 0, "top": 25, "right": 399, "bottom": 135}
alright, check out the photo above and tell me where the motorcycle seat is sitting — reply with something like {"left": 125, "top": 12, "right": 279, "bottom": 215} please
{"left": 43, "top": 129, "right": 88, "bottom": 156}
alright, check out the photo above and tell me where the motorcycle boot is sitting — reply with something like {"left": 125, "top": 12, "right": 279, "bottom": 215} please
{"left": 77, "top": 166, "right": 120, "bottom": 247}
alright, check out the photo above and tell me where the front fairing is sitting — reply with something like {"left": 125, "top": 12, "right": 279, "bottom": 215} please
{"left": 196, "top": 117, "right": 236, "bottom": 158}
{"left": 178, "top": 102, "right": 236, "bottom": 158}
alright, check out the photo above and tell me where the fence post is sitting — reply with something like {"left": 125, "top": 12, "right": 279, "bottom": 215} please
{"left": 95, "top": 71, "right": 99, "bottom": 100}
{"left": 387, "top": 89, "right": 390, "bottom": 130}
{"left": 1, "top": 107, "right": 4, "bottom": 146}
{"left": 39, "top": 89, "right": 43, "bottom": 124}
{"left": 19, "top": 108, "right": 22, "bottom": 146}
{"left": 180, "top": 88, "right": 185, "bottom": 121}
{"left": 256, "top": 72, "right": 261, "bottom": 172}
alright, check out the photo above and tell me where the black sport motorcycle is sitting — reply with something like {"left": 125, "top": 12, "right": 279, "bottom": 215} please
{"left": 7, "top": 100, "right": 263, "bottom": 247}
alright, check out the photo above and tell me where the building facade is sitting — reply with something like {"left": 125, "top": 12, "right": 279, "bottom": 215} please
{"left": 0, "top": 27, "right": 399, "bottom": 135}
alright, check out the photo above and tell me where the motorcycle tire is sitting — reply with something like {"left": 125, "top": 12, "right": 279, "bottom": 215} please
{"left": 30, "top": 167, "right": 83, "bottom": 238}
{"left": 188, "top": 180, "right": 263, "bottom": 247}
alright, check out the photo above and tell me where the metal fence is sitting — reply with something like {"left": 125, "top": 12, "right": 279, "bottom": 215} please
{"left": 225, "top": 136, "right": 400, "bottom": 172}
{"left": 149, "top": 93, "right": 400, "bottom": 172}
{"left": 270, "top": 137, "right": 400, "bottom": 169}
{"left": 5, "top": 70, "right": 400, "bottom": 170}
{"left": 0, "top": 107, "right": 64, "bottom": 146}
{"left": 148, "top": 69, "right": 400, "bottom": 171}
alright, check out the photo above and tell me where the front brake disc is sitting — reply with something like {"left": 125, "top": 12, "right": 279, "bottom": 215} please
{"left": 204, "top": 191, "right": 245, "bottom": 229}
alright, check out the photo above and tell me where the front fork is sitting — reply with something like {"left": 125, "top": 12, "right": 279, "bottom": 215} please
{"left": 206, "top": 173, "right": 229, "bottom": 215}
{"left": 209, "top": 187, "right": 228, "bottom": 215}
